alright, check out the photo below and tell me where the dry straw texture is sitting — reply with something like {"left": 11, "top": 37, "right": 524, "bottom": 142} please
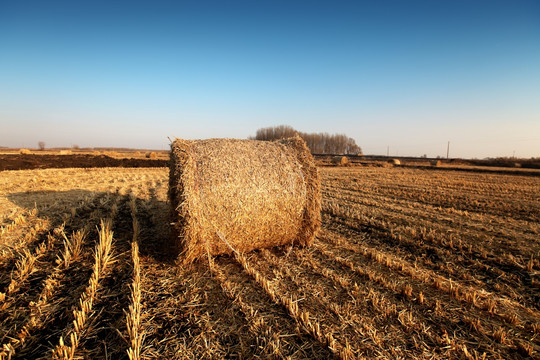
{"left": 332, "top": 156, "right": 349, "bottom": 166}
{"left": 169, "top": 136, "right": 321, "bottom": 263}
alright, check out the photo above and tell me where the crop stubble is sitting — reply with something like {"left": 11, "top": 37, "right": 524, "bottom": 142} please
{"left": 0, "top": 166, "right": 538, "bottom": 359}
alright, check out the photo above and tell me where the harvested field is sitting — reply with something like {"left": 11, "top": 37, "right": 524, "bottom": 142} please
{"left": 0, "top": 165, "right": 538, "bottom": 359}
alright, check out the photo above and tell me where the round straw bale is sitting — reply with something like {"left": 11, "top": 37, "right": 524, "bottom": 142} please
{"left": 389, "top": 158, "right": 401, "bottom": 166}
{"left": 19, "top": 148, "right": 31, "bottom": 155}
{"left": 169, "top": 136, "right": 321, "bottom": 263}
{"left": 331, "top": 156, "right": 349, "bottom": 166}
{"left": 430, "top": 160, "right": 441, "bottom": 167}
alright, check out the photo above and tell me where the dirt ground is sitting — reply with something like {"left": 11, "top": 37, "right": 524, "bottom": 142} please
{"left": 0, "top": 154, "right": 168, "bottom": 171}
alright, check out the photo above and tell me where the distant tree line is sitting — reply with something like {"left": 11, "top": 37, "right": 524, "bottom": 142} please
{"left": 250, "top": 125, "right": 362, "bottom": 155}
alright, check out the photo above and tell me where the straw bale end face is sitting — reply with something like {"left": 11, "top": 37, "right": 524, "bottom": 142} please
{"left": 332, "top": 156, "right": 349, "bottom": 166}
{"left": 169, "top": 136, "right": 321, "bottom": 264}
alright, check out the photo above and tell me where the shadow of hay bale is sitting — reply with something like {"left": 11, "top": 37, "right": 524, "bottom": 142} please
{"left": 7, "top": 189, "right": 172, "bottom": 262}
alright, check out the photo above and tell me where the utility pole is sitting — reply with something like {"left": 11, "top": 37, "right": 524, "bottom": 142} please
{"left": 446, "top": 141, "right": 450, "bottom": 160}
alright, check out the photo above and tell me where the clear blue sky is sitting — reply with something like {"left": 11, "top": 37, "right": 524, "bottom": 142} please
{"left": 1, "top": 0, "right": 539, "bottom": 158}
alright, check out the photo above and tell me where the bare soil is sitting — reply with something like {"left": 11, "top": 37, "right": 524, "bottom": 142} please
{"left": 0, "top": 154, "right": 168, "bottom": 171}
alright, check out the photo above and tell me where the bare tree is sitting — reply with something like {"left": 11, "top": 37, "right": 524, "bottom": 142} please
{"left": 251, "top": 125, "right": 298, "bottom": 141}
{"left": 251, "top": 125, "right": 362, "bottom": 155}
{"left": 38, "top": 141, "right": 46, "bottom": 151}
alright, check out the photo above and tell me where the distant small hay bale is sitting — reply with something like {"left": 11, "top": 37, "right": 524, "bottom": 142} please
{"left": 146, "top": 152, "right": 157, "bottom": 159}
{"left": 104, "top": 151, "right": 118, "bottom": 157}
{"left": 59, "top": 150, "right": 72, "bottom": 155}
{"left": 331, "top": 156, "right": 349, "bottom": 166}
{"left": 19, "top": 148, "right": 31, "bottom": 155}
{"left": 513, "top": 163, "right": 522, "bottom": 168}
{"left": 169, "top": 136, "right": 321, "bottom": 264}
{"left": 430, "top": 160, "right": 441, "bottom": 167}
{"left": 389, "top": 159, "right": 401, "bottom": 166}
{"left": 93, "top": 150, "right": 101, "bottom": 155}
